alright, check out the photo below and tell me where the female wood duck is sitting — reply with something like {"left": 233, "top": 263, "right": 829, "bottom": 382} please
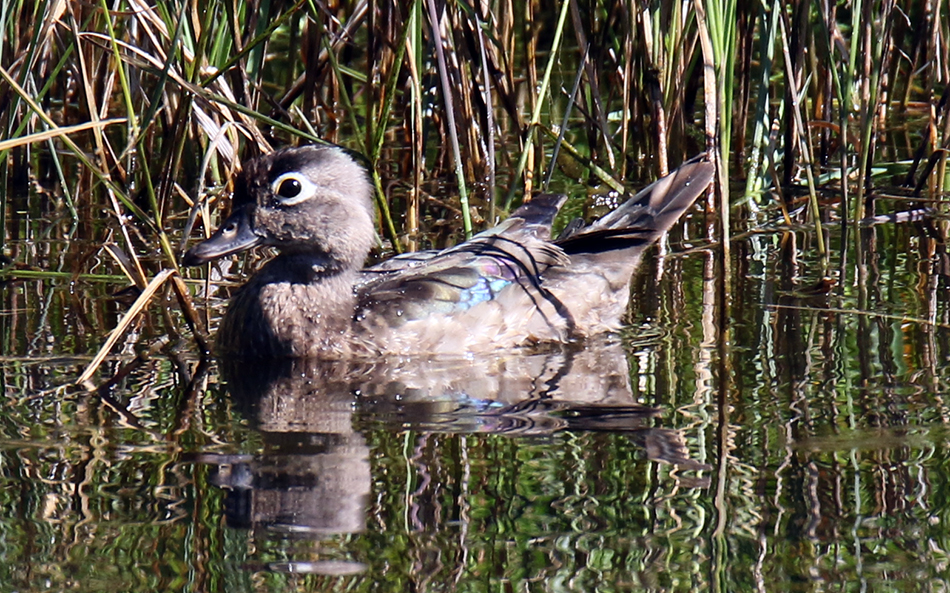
{"left": 183, "top": 145, "right": 713, "bottom": 358}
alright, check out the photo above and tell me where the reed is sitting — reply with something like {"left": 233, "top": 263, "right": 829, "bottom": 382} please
{"left": 0, "top": 0, "right": 946, "bottom": 375}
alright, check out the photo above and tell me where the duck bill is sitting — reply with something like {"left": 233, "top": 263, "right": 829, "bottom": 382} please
{"left": 182, "top": 208, "right": 262, "bottom": 266}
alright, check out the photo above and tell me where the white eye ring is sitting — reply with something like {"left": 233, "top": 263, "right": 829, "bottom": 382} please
{"left": 271, "top": 172, "right": 319, "bottom": 206}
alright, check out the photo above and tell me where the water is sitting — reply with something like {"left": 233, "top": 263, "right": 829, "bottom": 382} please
{"left": 4, "top": 206, "right": 950, "bottom": 591}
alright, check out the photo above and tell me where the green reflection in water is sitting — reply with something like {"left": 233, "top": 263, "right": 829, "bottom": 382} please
{"left": 4, "top": 213, "right": 950, "bottom": 591}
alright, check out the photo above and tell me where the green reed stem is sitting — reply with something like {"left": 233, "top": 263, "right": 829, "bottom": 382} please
{"left": 0, "top": 64, "right": 155, "bottom": 232}
{"left": 851, "top": 0, "right": 866, "bottom": 224}
{"left": 99, "top": 0, "right": 139, "bottom": 137}
{"left": 371, "top": 2, "right": 414, "bottom": 161}
{"left": 544, "top": 45, "right": 588, "bottom": 192}
{"left": 743, "top": 1, "right": 779, "bottom": 202}
{"left": 201, "top": 0, "right": 307, "bottom": 89}
{"left": 0, "top": 269, "right": 137, "bottom": 283}
{"left": 136, "top": 2, "right": 187, "bottom": 142}
{"left": 371, "top": 169, "right": 402, "bottom": 254}
{"left": 503, "top": 0, "right": 571, "bottom": 211}
{"left": 323, "top": 36, "right": 366, "bottom": 154}
{"left": 778, "top": 13, "right": 825, "bottom": 260}
{"left": 704, "top": 0, "right": 736, "bottom": 169}
{"left": 427, "top": 0, "right": 471, "bottom": 237}
{"left": 474, "top": 13, "right": 497, "bottom": 208}
{"left": 811, "top": 3, "right": 852, "bottom": 266}
{"left": 854, "top": 2, "right": 892, "bottom": 227}
{"left": 702, "top": 0, "right": 736, "bottom": 255}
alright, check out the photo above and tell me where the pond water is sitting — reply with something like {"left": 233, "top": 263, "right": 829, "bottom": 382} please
{"left": 4, "top": 196, "right": 950, "bottom": 592}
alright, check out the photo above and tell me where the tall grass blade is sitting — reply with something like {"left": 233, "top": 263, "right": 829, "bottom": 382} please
{"left": 0, "top": 119, "right": 127, "bottom": 152}
{"left": 503, "top": 0, "right": 572, "bottom": 211}
{"left": 426, "top": 0, "right": 472, "bottom": 237}
{"left": 544, "top": 44, "right": 588, "bottom": 192}
{"left": 78, "top": 269, "right": 176, "bottom": 386}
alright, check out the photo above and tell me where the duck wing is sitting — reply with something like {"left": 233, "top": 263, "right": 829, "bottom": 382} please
{"left": 355, "top": 194, "right": 569, "bottom": 324}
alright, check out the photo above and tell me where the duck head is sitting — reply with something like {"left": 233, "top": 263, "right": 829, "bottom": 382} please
{"left": 183, "top": 145, "right": 375, "bottom": 271}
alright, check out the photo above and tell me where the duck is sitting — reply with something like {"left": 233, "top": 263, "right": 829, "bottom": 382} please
{"left": 183, "top": 145, "right": 714, "bottom": 358}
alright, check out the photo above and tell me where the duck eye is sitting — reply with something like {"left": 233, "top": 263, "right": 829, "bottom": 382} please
{"left": 270, "top": 172, "right": 317, "bottom": 206}
{"left": 277, "top": 178, "right": 301, "bottom": 198}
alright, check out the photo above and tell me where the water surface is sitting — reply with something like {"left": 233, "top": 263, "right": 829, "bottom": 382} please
{"left": 4, "top": 206, "right": 950, "bottom": 591}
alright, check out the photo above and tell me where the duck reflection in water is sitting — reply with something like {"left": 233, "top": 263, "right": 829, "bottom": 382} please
{"left": 200, "top": 338, "right": 709, "bottom": 575}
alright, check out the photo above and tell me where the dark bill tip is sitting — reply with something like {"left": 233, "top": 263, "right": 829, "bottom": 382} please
{"left": 182, "top": 208, "right": 262, "bottom": 266}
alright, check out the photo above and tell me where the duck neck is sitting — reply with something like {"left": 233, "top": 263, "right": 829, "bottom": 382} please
{"left": 261, "top": 251, "right": 351, "bottom": 284}
{"left": 220, "top": 251, "right": 362, "bottom": 358}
